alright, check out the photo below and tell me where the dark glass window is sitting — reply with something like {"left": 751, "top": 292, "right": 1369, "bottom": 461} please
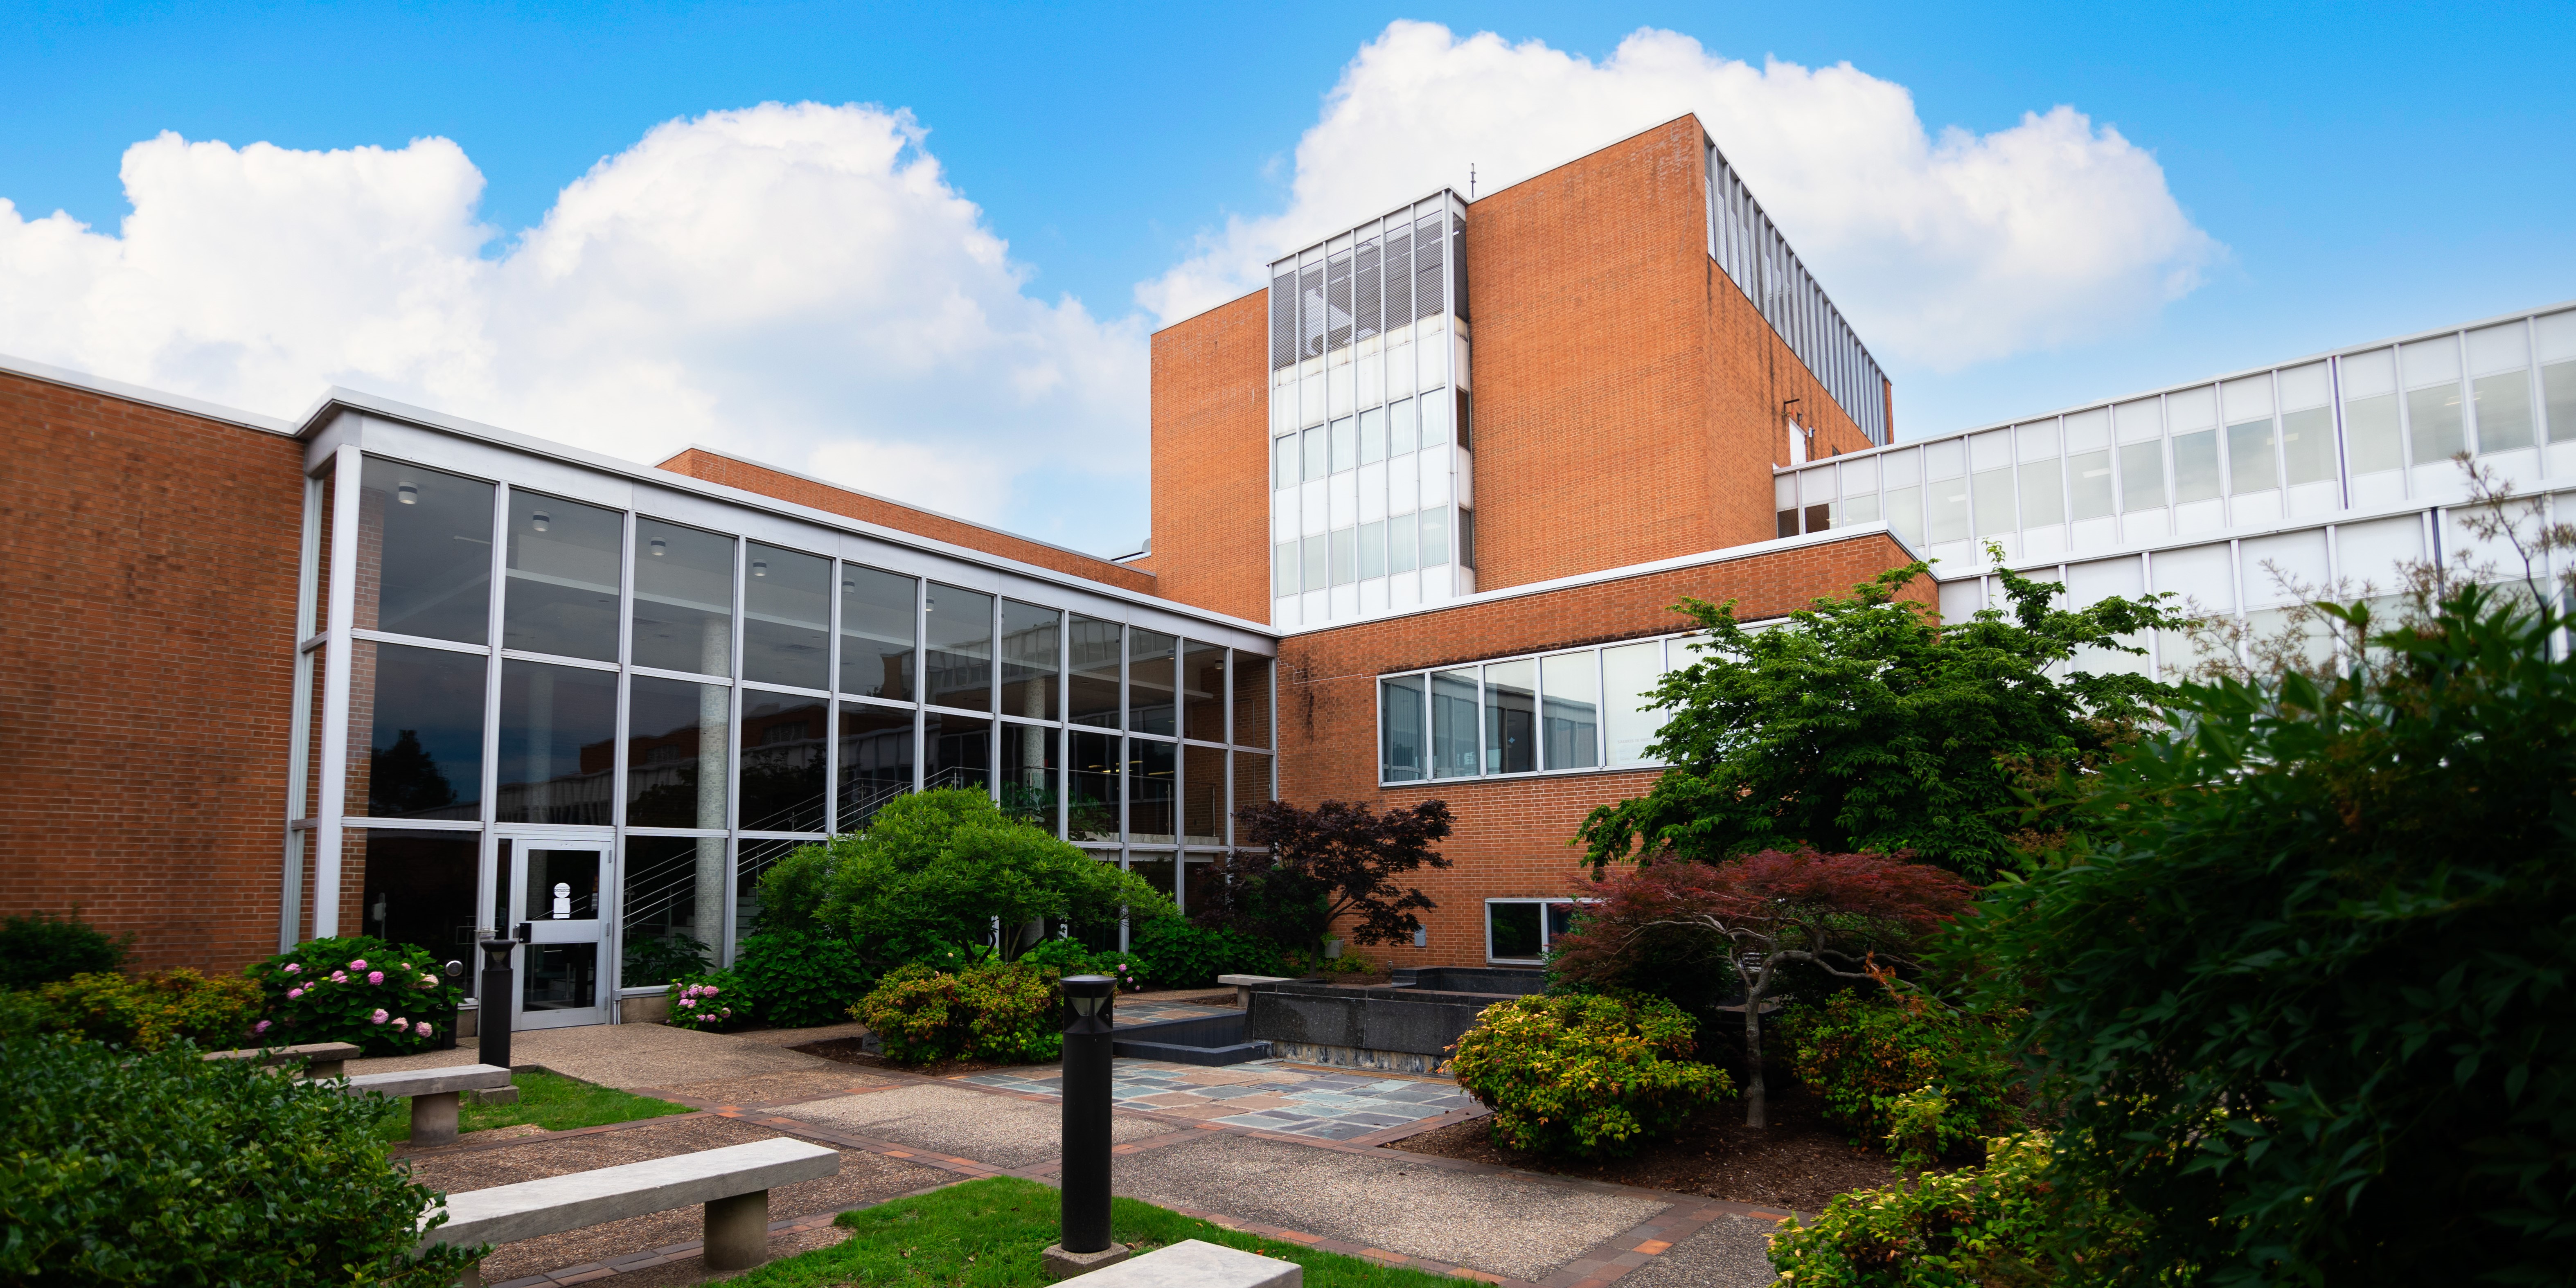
{"left": 1490, "top": 903, "right": 1542, "bottom": 960}
{"left": 1183, "top": 744, "right": 1224, "bottom": 846}
{"left": 1431, "top": 669, "right": 1479, "bottom": 778}
{"left": 736, "top": 692, "right": 825, "bottom": 833}
{"left": 1484, "top": 660, "right": 1537, "bottom": 775}
{"left": 1231, "top": 652, "right": 1272, "bottom": 748}
{"left": 1232, "top": 753, "right": 1273, "bottom": 836}
{"left": 1128, "top": 738, "right": 1175, "bottom": 842}
{"left": 1068, "top": 616, "right": 1121, "bottom": 727}
{"left": 839, "top": 565, "right": 916, "bottom": 701}
{"left": 1000, "top": 723, "right": 1059, "bottom": 834}
{"left": 633, "top": 520, "right": 733, "bottom": 677}
{"left": 1069, "top": 730, "right": 1119, "bottom": 842}
{"left": 1380, "top": 675, "right": 1426, "bottom": 782}
{"left": 925, "top": 712, "right": 990, "bottom": 792}
{"left": 626, "top": 675, "right": 729, "bottom": 829}
{"left": 742, "top": 543, "right": 829, "bottom": 690}
{"left": 1129, "top": 853, "right": 1175, "bottom": 899}
{"left": 1001, "top": 599, "right": 1059, "bottom": 721}
{"left": 734, "top": 838, "right": 807, "bottom": 949}
{"left": 356, "top": 458, "right": 491, "bottom": 644}
{"left": 1182, "top": 641, "right": 1225, "bottom": 742}
{"left": 503, "top": 491, "right": 620, "bottom": 661}
{"left": 838, "top": 703, "right": 914, "bottom": 832}
{"left": 354, "top": 830, "right": 481, "bottom": 980}
{"left": 1129, "top": 629, "right": 1176, "bottom": 736}
{"left": 357, "top": 641, "right": 484, "bottom": 820}
{"left": 496, "top": 660, "right": 618, "bottom": 825}
{"left": 1184, "top": 858, "right": 1219, "bottom": 918}
{"left": 620, "top": 834, "right": 724, "bottom": 986}
{"left": 925, "top": 583, "right": 993, "bottom": 712}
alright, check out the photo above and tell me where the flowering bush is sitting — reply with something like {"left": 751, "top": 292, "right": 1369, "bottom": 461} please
{"left": 665, "top": 971, "right": 745, "bottom": 1032}
{"left": 26, "top": 968, "right": 263, "bottom": 1051}
{"left": 1767, "top": 1131, "right": 2151, "bottom": 1286}
{"left": 1775, "top": 989, "right": 2019, "bottom": 1158}
{"left": 1450, "top": 991, "right": 1734, "bottom": 1158}
{"left": 854, "top": 960, "right": 1062, "bottom": 1065}
{"left": 248, "top": 936, "right": 462, "bottom": 1056}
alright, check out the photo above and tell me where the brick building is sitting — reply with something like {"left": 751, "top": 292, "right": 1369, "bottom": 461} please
{"left": 5, "top": 114, "right": 2570, "bottom": 1027}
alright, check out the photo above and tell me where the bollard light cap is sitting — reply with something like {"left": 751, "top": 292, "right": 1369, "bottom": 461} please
{"left": 1063, "top": 975, "right": 1115, "bottom": 1016}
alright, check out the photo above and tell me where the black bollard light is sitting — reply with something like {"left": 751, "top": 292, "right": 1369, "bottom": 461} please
{"left": 476, "top": 934, "right": 521, "bottom": 1073}
{"left": 1042, "top": 974, "right": 1128, "bottom": 1276}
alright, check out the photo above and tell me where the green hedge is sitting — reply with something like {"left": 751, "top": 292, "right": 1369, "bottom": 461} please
{"left": 1129, "top": 917, "right": 1284, "bottom": 989}
{"left": 0, "top": 910, "right": 128, "bottom": 991}
{"left": 1451, "top": 992, "right": 1734, "bottom": 1158}
{"left": 733, "top": 929, "right": 875, "bottom": 1028}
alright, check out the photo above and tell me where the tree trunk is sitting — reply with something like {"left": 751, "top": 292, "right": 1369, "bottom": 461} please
{"left": 1743, "top": 984, "right": 1767, "bottom": 1128}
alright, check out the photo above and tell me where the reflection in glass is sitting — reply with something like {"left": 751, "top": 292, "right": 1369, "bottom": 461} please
{"left": 1128, "top": 738, "right": 1176, "bottom": 842}
{"left": 1380, "top": 676, "right": 1426, "bottom": 781}
{"left": 2547, "top": 363, "right": 2576, "bottom": 443}
{"left": 2227, "top": 421, "right": 2278, "bottom": 494}
{"left": 2281, "top": 409, "right": 2337, "bottom": 485}
{"left": 1232, "top": 753, "right": 1272, "bottom": 833}
{"left": 2019, "top": 459, "right": 2064, "bottom": 527}
{"left": 1431, "top": 669, "right": 1479, "bottom": 778}
{"left": 925, "top": 583, "right": 994, "bottom": 712}
{"left": 521, "top": 847, "right": 603, "bottom": 1012}
{"left": 2068, "top": 451, "right": 2114, "bottom": 520}
{"left": 1232, "top": 652, "right": 1273, "bottom": 748}
{"left": 1183, "top": 744, "right": 1224, "bottom": 845}
{"left": 497, "top": 660, "right": 618, "bottom": 825}
{"left": 2172, "top": 430, "right": 2222, "bottom": 503}
{"left": 1490, "top": 902, "right": 1542, "bottom": 960}
{"left": 2119, "top": 442, "right": 2167, "bottom": 509}
{"left": 2409, "top": 384, "right": 2466, "bottom": 462}
{"left": 1001, "top": 723, "right": 1059, "bottom": 833}
{"left": 1001, "top": 600, "right": 1060, "bottom": 722}
{"left": 1182, "top": 641, "right": 1226, "bottom": 742}
{"left": 1971, "top": 468, "right": 2015, "bottom": 536}
{"left": 2344, "top": 394, "right": 2403, "bottom": 473}
{"left": 523, "top": 942, "right": 599, "bottom": 1014}
{"left": 925, "top": 712, "right": 990, "bottom": 791}
{"left": 633, "top": 520, "right": 734, "bottom": 677}
{"left": 626, "top": 675, "right": 729, "bottom": 829}
{"left": 735, "top": 837, "right": 806, "bottom": 952}
{"left": 837, "top": 704, "right": 914, "bottom": 831}
{"left": 2475, "top": 372, "right": 2533, "bottom": 453}
{"left": 1602, "top": 642, "right": 1667, "bottom": 767}
{"left": 742, "top": 543, "right": 829, "bottom": 690}
{"left": 840, "top": 566, "right": 917, "bottom": 700}
{"left": 1184, "top": 858, "right": 1217, "bottom": 916}
{"left": 1070, "top": 617, "right": 1121, "bottom": 727}
{"left": 621, "top": 835, "right": 722, "bottom": 987}
{"left": 356, "top": 458, "right": 491, "bottom": 643}
{"left": 1129, "top": 630, "right": 1176, "bottom": 735}
{"left": 736, "top": 693, "right": 825, "bottom": 833}
{"left": 1070, "top": 730, "right": 1119, "bottom": 841}
{"left": 1483, "top": 660, "right": 1537, "bottom": 774}
{"left": 1129, "top": 854, "right": 1176, "bottom": 899}
{"left": 1540, "top": 652, "right": 1600, "bottom": 770}
{"left": 354, "top": 830, "right": 481, "bottom": 976}
{"left": 356, "top": 642, "right": 485, "bottom": 820}
{"left": 1926, "top": 479, "right": 1969, "bottom": 543}
{"left": 504, "top": 491, "right": 621, "bottom": 661}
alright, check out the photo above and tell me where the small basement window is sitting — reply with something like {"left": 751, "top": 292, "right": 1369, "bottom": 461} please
{"left": 1485, "top": 898, "right": 1579, "bottom": 963}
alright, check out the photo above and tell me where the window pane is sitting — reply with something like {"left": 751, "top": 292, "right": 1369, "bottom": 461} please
{"left": 2547, "top": 363, "right": 2576, "bottom": 443}
{"left": 2408, "top": 384, "right": 2465, "bottom": 462}
{"left": 2227, "top": 421, "right": 2278, "bottom": 493}
{"left": 839, "top": 566, "right": 916, "bottom": 701}
{"left": 1001, "top": 599, "right": 1060, "bottom": 723}
{"left": 1431, "top": 668, "right": 1479, "bottom": 778}
{"left": 1972, "top": 468, "right": 2016, "bottom": 536}
{"left": 2475, "top": 372, "right": 2533, "bottom": 453}
{"left": 837, "top": 703, "right": 914, "bottom": 832}
{"left": 1302, "top": 426, "right": 1326, "bottom": 480}
{"left": 356, "top": 458, "right": 491, "bottom": 644}
{"left": 622, "top": 834, "right": 726, "bottom": 986}
{"left": 2067, "top": 450, "right": 2114, "bottom": 520}
{"left": 1389, "top": 396, "right": 1417, "bottom": 454}
{"left": 2172, "top": 430, "right": 2222, "bottom": 503}
{"left": 1359, "top": 406, "right": 1386, "bottom": 464}
{"left": 2281, "top": 408, "right": 2337, "bottom": 485}
{"left": 1483, "top": 659, "right": 1537, "bottom": 774}
{"left": 1358, "top": 520, "right": 1387, "bottom": 579}
{"left": 2118, "top": 441, "right": 2166, "bottom": 509}
{"left": 1069, "top": 617, "right": 1121, "bottom": 727}
{"left": 1380, "top": 675, "right": 1426, "bottom": 781}
{"left": 736, "top": 692, "right": 825, "bottom": 833}
{"left": 503, "top": 491, "right": 620, "bottom": 661}
{"left": 924, "top": 712, "right": 990, "bottom": 792}
{"left": 497, "top": 659, "right": 618, "bottom": 825}
{"left": 741, "top": 544, "right": 830, "bottom": 690}
{"left": 734, "top": 838, "right": 805, "bottom": 952}
{"left": 1129, "top": 629, "right": 1176, "bottom": 736}
{"left": 354, "top": 641, "right": 484, "bottom": 821}
{"left": 1927, "top": 477, "right": 1969, "bottom": 543}
{"left": 1231, "top": 752, "right": 1272, "bottom": 839}
{"left": 1540, "top": 651, "right": 1600, "bottom": 770}
{"left": 1000, "top": 723, "right": 1059, "bottom": 834}
{"left": 1183, "top": 857, "right": 1217, "bottom": 916}
{"left": 1274, "top": 539, "right": 1300, "bottom": 597}
{"left": 1070, "top": 730, "right": 1119, "bottom": 842}
{"left": 1603, "top": 641, "right": 1667, "bottom": 766}
{"left": 1421, "top": 508, "right": 1450, "bottom": 567}
{"left": 626, "top": 675, "right": 728, "bottom": 829}
{"left": 1231, "top": 652, "right": 1272, "bottom": 748}
{"left": 1275, "top": 435, "right": 1296, "bottom": 491}
{"left": 352, "top": 829, "right": 480, "bottom": 976}
{"left": 633, "top": 520, "right": 733, "bottom": 677}
{"left": 2019, "top": 459, "right": 2065, "bottom": 526}
{"left": 1303, "top": 534, "right": 1328, "bottom": 589}
{"left": 1331, "top": 527, "right": 1357, "bottom": 585}
{"left": 1330, "top": 417, "right": 1356, "bottom": 473}
{"left": 1420, "top": 387, "right": 1451, "bottom": 446}
{"left": 924, "top": 583, "right": 993, "bottom": 712}
{"left": 1183, "top": 743, "right": 1224, "bottom": 845}
{"left": 1182, "top": 641, "right": 1225, "bottom": 742}
{"left": 1128, "top": 738, "right": 1175, "bottom": 842}
{"left": 1389, "top": 511, "right": 1419, "bottom": 573}
{"left": 2345, "top": 393, "right": 2403, "bottom": 473}
{"left": 1490, "top": 903, "right": 1541, "bottom": 960}
{"left": 1128, "top": 854, "right": 1175, "bottom": 901}
{"left": 1884, "top": 486, "right": 1924, "bottom": 544}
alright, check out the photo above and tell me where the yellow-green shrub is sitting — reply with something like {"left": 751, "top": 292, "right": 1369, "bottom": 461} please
{"left": 854, "top": 960, "right": 1061, "bottom": 1065}
{"left": 1449, "top": 992, "right": 1733, "bottom": 1158}
{"left": 1767, "top": 1132, "right": 2154, "bottom": 1287}
{"left": 31, "top": 969, "right": 263, "bottom": 1051}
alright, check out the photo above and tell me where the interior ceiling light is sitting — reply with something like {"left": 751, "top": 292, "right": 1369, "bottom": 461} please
{"left": 751, "top": 559, "right": 768, "bottom": 577}
{"left": 396, "top": 483, "right": 419, "bottom": 505}
{"left": 650, "top": 538, "right": 667, "bottom": 556}
{"left": 531, "top": 511, "right": 551, "bottom": 533}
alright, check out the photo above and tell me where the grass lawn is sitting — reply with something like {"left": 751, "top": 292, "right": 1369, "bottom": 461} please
{"left": 720, "top": 1175, "right": 1467, "bottom": 1286}
{"left": 374, "top": 1069, "right": 693, "bottom": 1146}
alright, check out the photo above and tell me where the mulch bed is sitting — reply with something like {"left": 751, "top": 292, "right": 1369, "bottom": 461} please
{"left": 1387, "top": 1086, "right": 1898, "bottom": 1213}
{"left": 791, "top": 1036, "right": 1050, "bottom": 1079}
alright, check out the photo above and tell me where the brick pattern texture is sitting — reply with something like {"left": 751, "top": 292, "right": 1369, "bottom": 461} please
{"left": 1275, "top": 532, "right": 1925, "bottom": 967}
{"left": 0, "top": 371, "right": 306, "bottom": 972}
{"left": 1147, "top": 291, "right": 1272, "bottom": 621}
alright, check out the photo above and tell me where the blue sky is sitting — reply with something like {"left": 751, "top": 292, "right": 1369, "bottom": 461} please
{"left": 2, "top": 2, "right": 2569, "bottom": 553}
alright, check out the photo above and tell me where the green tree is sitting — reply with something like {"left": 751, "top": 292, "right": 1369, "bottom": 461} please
{"left": 1579, "top": 556, "right": 2184, "bottom": 880}
{"left": 1957, "top": 585, "right": 2576, "bottom": 1283}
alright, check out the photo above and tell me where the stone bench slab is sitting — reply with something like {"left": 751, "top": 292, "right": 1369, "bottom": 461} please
{"left": 424, "top": 1137, "right": 842, "bottom": 1248}
{"left": 341, "top": 1064, "right": 513, "bottom": 1097}
{"left": 203, "top": 1042, "right": 362, "bottom": 1076}
{"left": 1081, "top": 1238, "right": 1301, "bottom": 1288}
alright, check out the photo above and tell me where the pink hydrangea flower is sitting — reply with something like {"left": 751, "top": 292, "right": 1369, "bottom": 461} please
{"left": 283, "top": 963, "right": 302, "bottom": 975}
{"left": 679, "top": 998, "right": 696, "bottom": 1008}
{"left": 330, "top": 971, "right": 347, "bottom": 983}
{"left": 703, "top": 986, "right": 719, "bottom": 995}
{"left": 252, "top": 1020, "right": 270, "bottom": 1034}
{"left": 367, "top": 971, "right": 384, "bottom": 985}
{"left": 370, "top": 1009, "right": 389, "bottom": 1025}
{"left": 415, "top": 1022, "right": 433, "bottom": 1037}
{"left": 287, "top": 987, "right": 304, "bottom": 1000}
{"left": 349, "top": 959, "right": 367, "bottom": 971}
{"left": 392, "top": 1017, "right": 408, "bottom": 1029}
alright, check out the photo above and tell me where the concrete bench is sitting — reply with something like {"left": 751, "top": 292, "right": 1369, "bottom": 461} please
{"left": 201, "top": 1041, "right": 362, "bottom": 1079}
{"left": 1216, "top": 973, "right": 1296, "bottom": 1009}
{"left": 339, "top": 1063, "right": 513, "bottom": 1147}
{"left": 1082, "top": 1239, "right": 1301, "bottom": 1287}
{"left": 421, "top": 1137, "right": 841, "bottom": 1284}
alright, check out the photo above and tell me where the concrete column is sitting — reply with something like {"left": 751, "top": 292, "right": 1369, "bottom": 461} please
{"left": 702, "top": 1190, "right": 769, "bottom": 1271}
{"left": 695, "top": 618, "right": 730, "bottom": 949}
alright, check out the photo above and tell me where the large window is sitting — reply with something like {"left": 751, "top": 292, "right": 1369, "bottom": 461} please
{"left": 632, "top": 520, "right": 734, "bottom": 677}
{"left": 356, "top": 459, "right": 491, "bottom": 644}
{"left": 840, "top": 567, "right": 917, "bottom": 700}
{"left": 503, "top": 491, "right": 621, "bottom": 661}
{"left": 742, "top": 543, "right": 830, "bottom": 690}
{"left": 1381, "top": 635, "right": 1684, "bottom": 783}
{"left": 1486, "top": 899, "right": 1580, "bottom": 963}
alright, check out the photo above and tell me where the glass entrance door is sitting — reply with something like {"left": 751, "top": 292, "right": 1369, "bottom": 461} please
{"left": 495, "top": 837, "right": 613, "bottom": 1029}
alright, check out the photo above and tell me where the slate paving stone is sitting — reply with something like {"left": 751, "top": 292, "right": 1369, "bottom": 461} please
{"left": 959, "top": 1056, "right": 1471, "bottom": 1138}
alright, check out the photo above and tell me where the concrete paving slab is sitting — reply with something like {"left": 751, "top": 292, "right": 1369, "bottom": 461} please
{"left": 350, "top": 1023, "right": 840, "bottom": 1088}
{"left": 782, "top": 1083, "right": 1179, "bottom": 1169}
{"left": 1112, "top": 1132, "right": 1667, "bottom": 1283}
{"left": 651, "top": 1069, "right": 890, "bottom": 1108}
{"left": 1613, "top": 1214, "right": 1783, "bottom": 1288}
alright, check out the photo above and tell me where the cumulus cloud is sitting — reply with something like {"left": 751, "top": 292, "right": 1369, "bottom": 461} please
{"left": 1139, "top": 21, "right": 2220, "bottom": 369}
{"left": 0, "top": 104, "right": 1147, "bottom": 553}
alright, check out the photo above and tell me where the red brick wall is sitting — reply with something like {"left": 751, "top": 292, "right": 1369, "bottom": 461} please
{"left": 1274, "top": 531, "right": 1924, "bottom": 967}
{"left": 0, "top": 370, "right": 306, "bottom": 972}
{"left": 1147, "top": 292, "right": 1271, "bottom": 621}
{"left": 658, "top": 448, "right": 1159, "bottom": 596}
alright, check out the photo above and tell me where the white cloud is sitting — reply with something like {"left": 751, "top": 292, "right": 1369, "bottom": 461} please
{"left": 1138, "top": 21, "right": 2220, "bottom": 370}
{"left": 0, "top": 104, "right": 1149, "bottom": 554}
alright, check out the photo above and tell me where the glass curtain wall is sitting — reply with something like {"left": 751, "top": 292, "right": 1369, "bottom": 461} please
{"left": 1381, "top": 635, "right": 1689, "bottom": 783}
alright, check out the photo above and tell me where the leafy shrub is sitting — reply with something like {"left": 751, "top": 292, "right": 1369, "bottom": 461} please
{"left": 1015, "top": 938, "right": 1149, "bottom": 991}
{"left": 28, "top": 968, "right": 263, "bottom": 1051}
{"left": 1450, "top": 992, "right": 1734, "bottom": 1158}
{"left": 1283, "top": 947, "right": 1376, "bottom": 977}
{"left": 732, "top": 929, "right": 875, "bottom": 1028}
{"left": 622, "top": 930, "right": 713, "bottom": 990}
{"left": 1882, "top": 1085, "right": 1964, "bottom": 1173}
{"left": 1130, "top": 916, "right": 1285, "bottom": 988}
{"left": 1775, "top": 990, "right": 2019, "bottom": 1156}
{"left": 0, "top": 909, "right": 129, "bottom": 991}
{"left": 248, "top": 936, "right": 463, "bottom": 1055}
{"left": 854, "top": 960, "right": 1062, "bottom": 1066}
{"left": 1767, "top": 1131, "right": 2149, "bottom": 1287}
{"left": 1201, "top": 799, "right": 1453, "bottom": 952}
{"left": 665, "top": 971, "right": 744, "bottom": 1032}
{"left": 0, "top": 1032, "right": 483, "bottom": 1283}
